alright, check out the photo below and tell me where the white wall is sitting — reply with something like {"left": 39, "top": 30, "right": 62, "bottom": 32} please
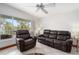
{"left": 40, "top": 10, "right": 79, "bottom": 31}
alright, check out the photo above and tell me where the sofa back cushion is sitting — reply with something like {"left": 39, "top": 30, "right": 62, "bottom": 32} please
{"left": 57, "top": 35, "right": 68, "bottom": 41}
{"left": 57, "top": 31, "right": 71, "bottom": 41}
{"left": 49, "top": 35, "right": 57, "bottom": 39}
{"left": 48, "top": 30, "right": 57, "bottom": 39}
{"left": 44, "top": 30, "right": 50, "bottom": 34}
{"left": 16, "top": 34, "right": 30, "bottom": 39}
{"left": 50, "top": 30, "right": 57, "bottom": 35}
{"left": 42, "top": 30, "right": 71, "bottom": 40}
{"left": 58, "top": 31, "right": 70, "bottom": 36}
{"left": 16, "top": 30, "right": 29, "bottom": 35}
{"left": 43, "top": 30, "right": 50, "bottom": 38}
{"left": 16, "top": 30, "right": 30, "bottom": 39}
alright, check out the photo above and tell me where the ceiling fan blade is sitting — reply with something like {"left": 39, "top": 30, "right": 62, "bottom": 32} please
{"left": 41, "top": 8, "right": 48, "bottom": 14}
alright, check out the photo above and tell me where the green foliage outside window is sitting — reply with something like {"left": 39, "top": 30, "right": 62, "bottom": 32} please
{"left": 0, "top": 15, "right": 31, "bottom": 35}
{"left": 4, "top": 21, "right": 15, "bottom": 35}
{"left": 17, "top": 22, "right": 30, "bottom": 30}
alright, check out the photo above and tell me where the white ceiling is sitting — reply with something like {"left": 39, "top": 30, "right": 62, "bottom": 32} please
{"left": 6, "top": 3, "right": 79, "bottom": 18}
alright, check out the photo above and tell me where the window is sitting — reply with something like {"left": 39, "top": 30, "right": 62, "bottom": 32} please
{"left": 0, "top": 15, "right": 32, "bottom": 35}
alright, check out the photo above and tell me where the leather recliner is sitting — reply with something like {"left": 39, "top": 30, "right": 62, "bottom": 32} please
{"left": 16, "top": 30, "right": 37, "bottom": 52}
{"left": 38, "top": 29, "right": 73, "bottom": 53}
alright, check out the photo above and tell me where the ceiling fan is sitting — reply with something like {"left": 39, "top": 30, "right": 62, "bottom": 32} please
{"left": 24, "top": 3, "right": 56, "bottom": 14}
{"left": 36, "top": 3, "right": 56, "bottom": 14}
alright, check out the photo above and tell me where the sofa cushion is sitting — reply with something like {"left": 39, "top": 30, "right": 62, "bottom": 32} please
{"left": 43, "top": 34, "right": 49, "bottom": 38}
{"left": 44, "top": 30, "right": 50, "bottom": 34}
{"left": 25, "top": 39, "right": 34, "bottom": 45}
{"left": 54, "top": 39, "right": 66, "bottom": 46}
{"left": 25, "top": 39, "right": 33, "bottom": 42}
{"left": 45, "top": 38, "right": 54, "bottom": 42}
{"left": 38, "top": 36, "right": 46, "bottom": 40}
{"left": 17, "top": 34, "right": 30, "bottom": 39}
{"left": 16, "top": 30, "right": 29, "bottom": 35}
{"left": 57, "top": 31, "right": 70, "bottom": 35}
{"left": 57, "top": 35, "right": 68, "bottom": 41}
{"left": 50, "top": 30, "right": 57, "bottom": 35}
{"left": 49, "top": 35, "right": 57, "bottom": 39}
{"left": 53, "top": 39, "right": 67, "bottom": 51}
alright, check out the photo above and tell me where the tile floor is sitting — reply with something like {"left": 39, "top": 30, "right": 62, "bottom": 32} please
{"left": 0, "top": 41, "right": 79, "bottom": 55}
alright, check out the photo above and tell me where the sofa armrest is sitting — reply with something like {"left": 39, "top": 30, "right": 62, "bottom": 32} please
{"left": 16, "top": 38, "right": 25, "bottom": 52}
{"left": 66, "top": 39, "right": 73, "bottom": 44}
{"left": 17, "top": 38, "right": 23, "bottom": 41}
{"left": 65, "top": 39, "right": 73, "bottom": 52}
{"left": 30, "top": 36, "right": 37, "bottom": 41}
{"left": 16, "top": 38, "right": 25, "bottom": 45}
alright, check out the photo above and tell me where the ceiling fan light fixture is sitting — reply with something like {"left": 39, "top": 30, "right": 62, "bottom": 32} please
{"left": 36, "top": 3, "right": 56, "bottom": 14}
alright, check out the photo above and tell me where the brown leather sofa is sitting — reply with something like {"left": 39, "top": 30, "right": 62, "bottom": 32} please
{"left": 38, "top": 29, "right": 73, "bottom": 53}
{"left": 16, "top": 30, "right": 37, "bottom": 52}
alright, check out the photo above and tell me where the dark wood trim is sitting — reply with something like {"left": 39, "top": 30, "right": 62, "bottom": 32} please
{"left": 0, "top": 44, "right": 16, "bottom": 50}
{"left": 72, "top": 44, "right": 79, "bottom": 48}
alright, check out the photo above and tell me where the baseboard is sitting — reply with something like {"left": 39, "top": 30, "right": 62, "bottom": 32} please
{"left": 72, "top": 44, "right": 79, "bottom": 48}
{"left": 0, "top": 44, "right": 16, "bottom": 50}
